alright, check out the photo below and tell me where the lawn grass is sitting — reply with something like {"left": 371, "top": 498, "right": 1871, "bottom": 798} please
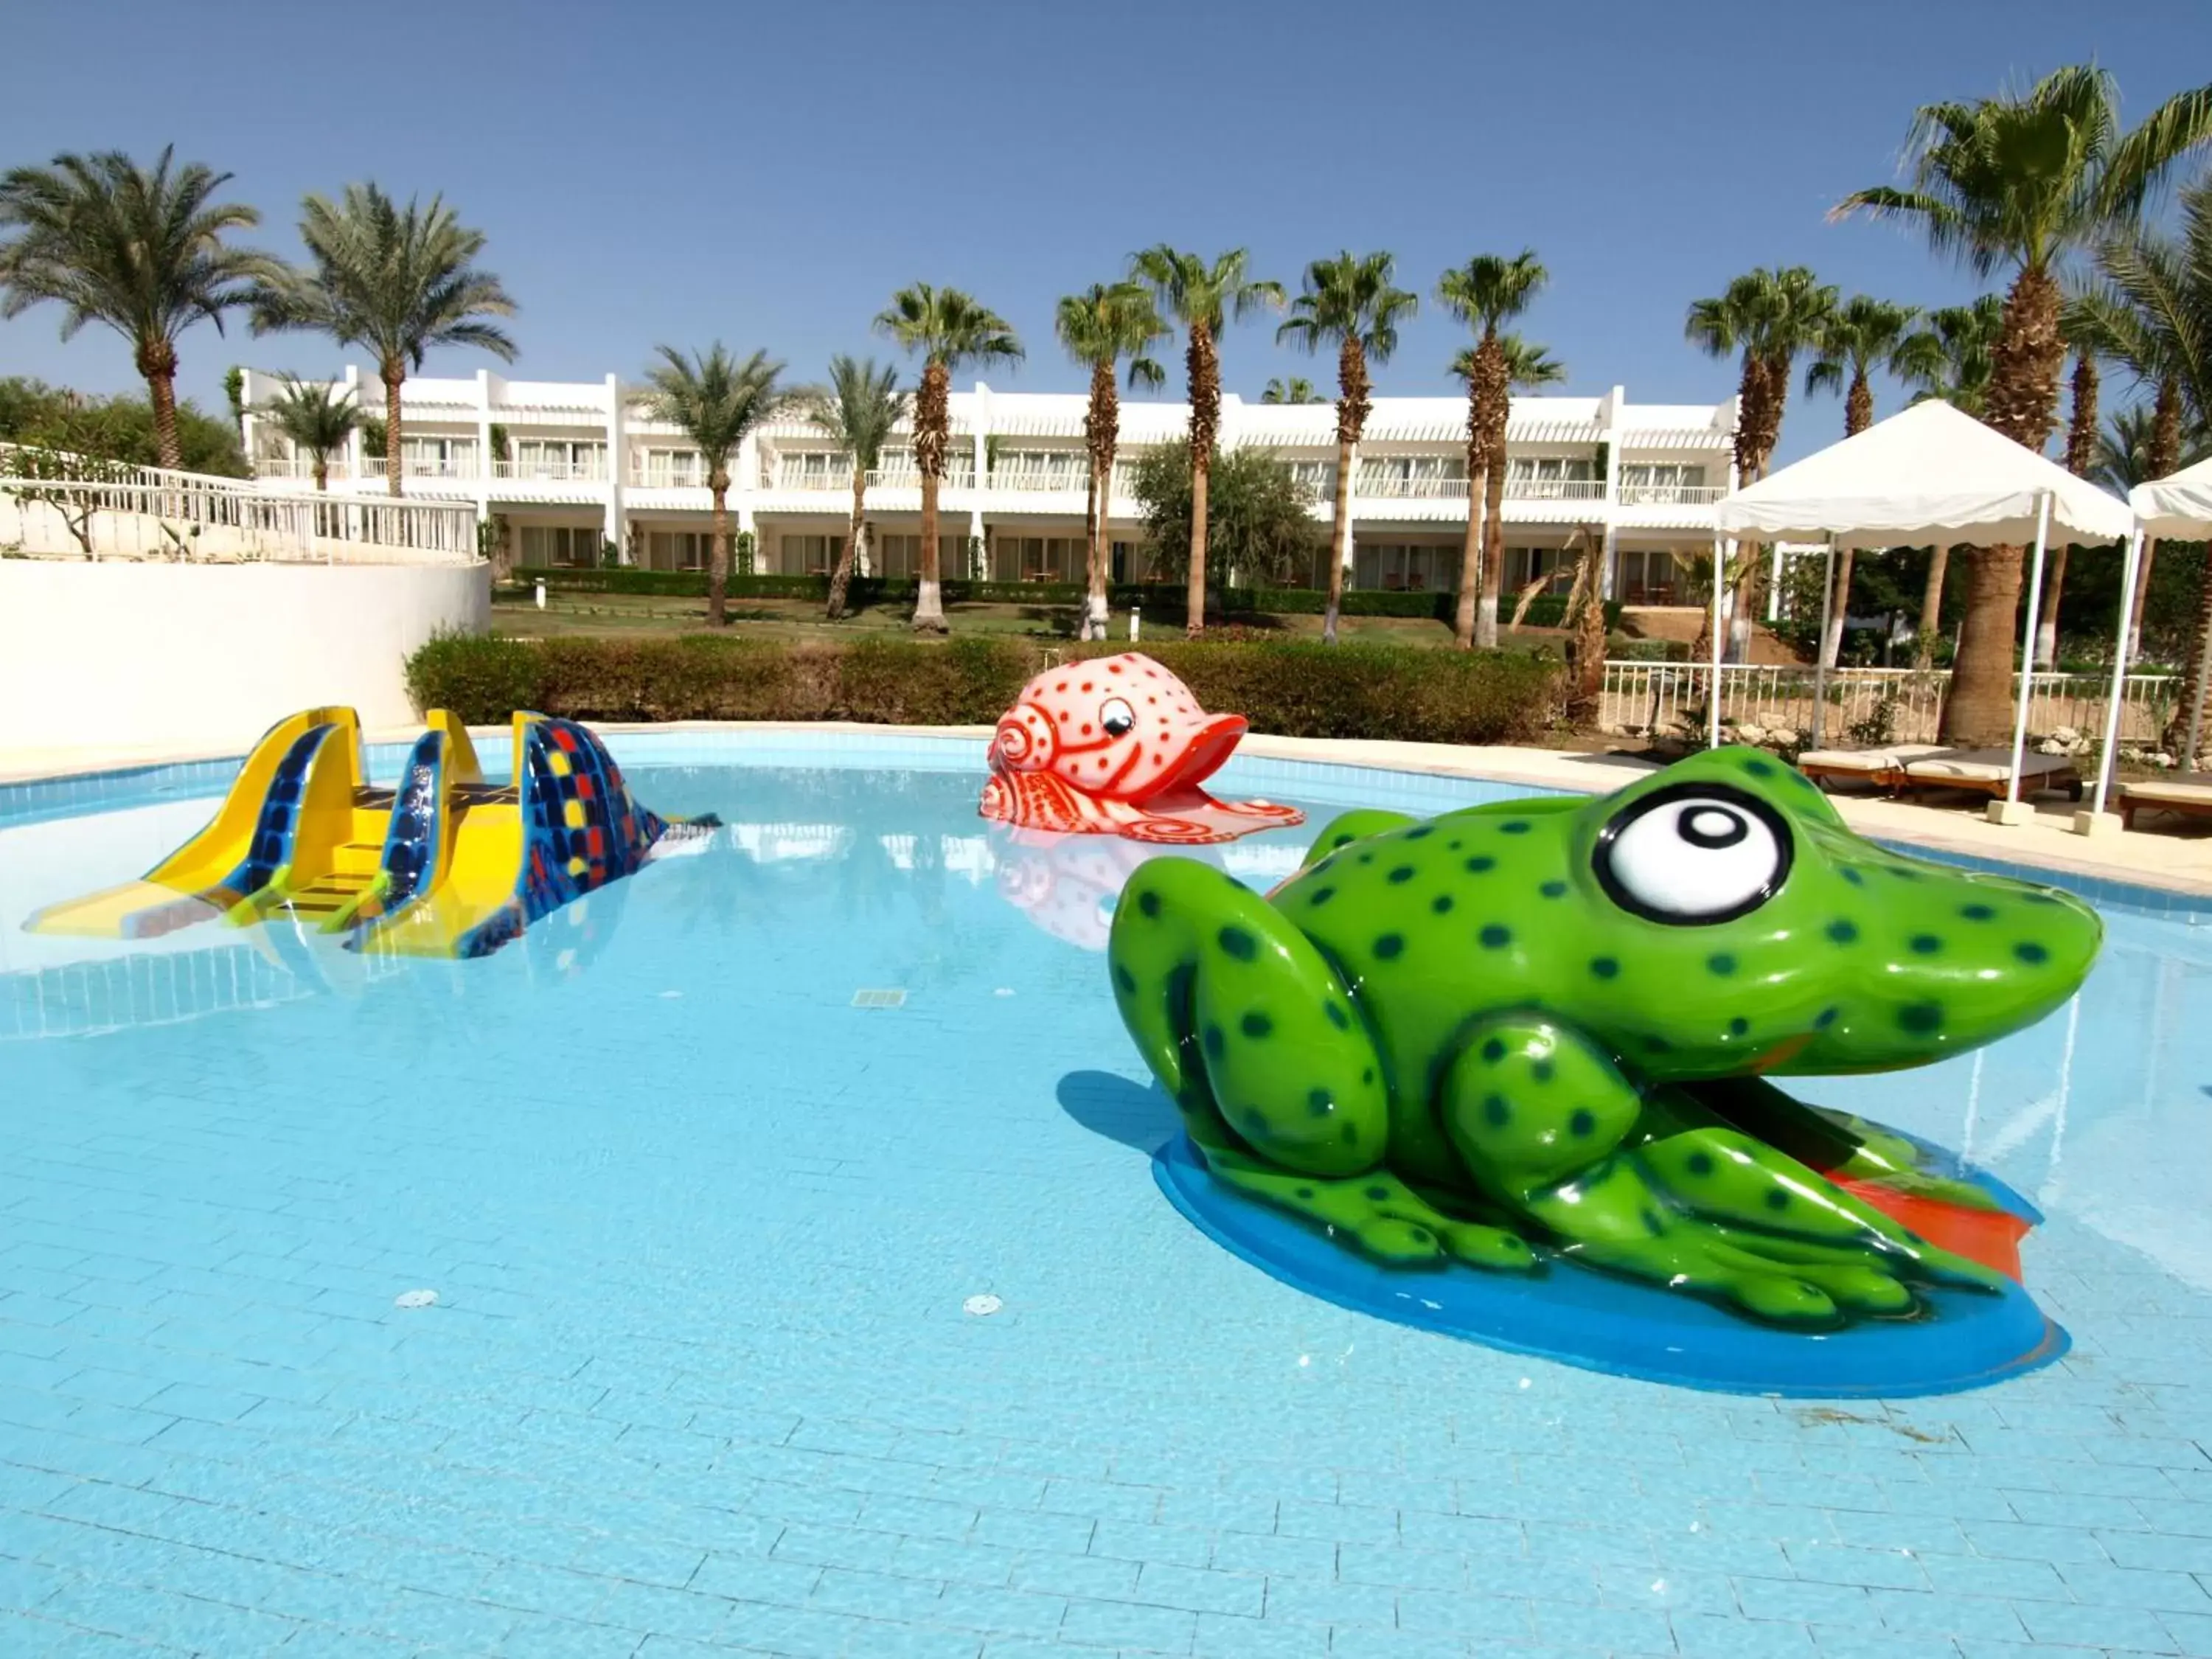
{"left": 488, "top": 586, "right": 1569, "bottom": 653}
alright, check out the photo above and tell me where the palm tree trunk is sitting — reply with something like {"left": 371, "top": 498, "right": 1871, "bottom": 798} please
{"left": 2033, "top": 546, "right": 2067, "bottom": 669}
{"left": 1083, "top": 459, "right": 1102, "bottom": 641}
{"left": 1185, "top": 456, "right": 1211, "bottom": 634}
{"left": 914, "top": 470, "right": 945, "bottom": 631}
{"left": 1322, "top": 433, "right": 1353, "bottom": 646}
{"left": 145, "top": 366, "right": 182, "bottom": 473}
{"left": 1938, "top": 545, "right": 2023, "bottom": 746}
{"left": 1819, "top": 546, "right": 1856, "bottom": 670}
{"left": 2128, "top": 543, "right": 2160, "bottom": 661}
{"left": 1914, "top": 546, "right": 1952, "bottom": 670}
{"left": 1185, "top": 322, "right": 1220, "bottom": 637}
{"left": 1453, "top": 471, "right": 1483, "bottom": 650}
{"left": 707, "top": 480, "right": 731, "bottom": 628}
{"left": 827, "top": 473, "right": 864, "bottom": 621}
{"left": 382, "top": 365, "right": 406, "bottom": 498}
{"left": 312, "top": 459, "right": 328, "bottom": 493}
{"left": 1090, "top": 442, "right": 1115, "bottom": 641}
{"left": 2163, "top": 563, "right": 2212, "bottom": 762}
{"left": 1728, "top": 556, "right": 1760, "bottom": 664}
{"left": 1476, "top": 459, "right": 1506, "bottom": 649}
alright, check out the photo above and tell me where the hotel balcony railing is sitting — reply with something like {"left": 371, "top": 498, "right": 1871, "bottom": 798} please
{"left": 494, "top": 457, "right": 608, "bottom": 481}
{"left": 1503, "top": 477, "right": 1606, "bottom": 501}
{"left": 630, "top": 462, "right": 706, "bottom": 487}
{"left": 754, "top": 464, "right": 979, "bottom": 491}
{"left": 1357, "top": 474, "right": 1470, "bottom": 499}
{"left": 253, "top": 458, "right": 354, "bottom": 482}
{"left": 987, "top": 467, "right": 1091, "bottom": 493}
{"left": 1616, "top": 483, "right": 1725, "bottom": 506}
{"left": 360, "top": 456, "right": 478, "bottom": 480}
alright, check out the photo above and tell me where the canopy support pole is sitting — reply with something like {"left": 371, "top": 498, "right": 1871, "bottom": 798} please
{"left": 1809, "top": 534, "right": 1836, "bottom": 751}
{"left": 2084, "top": 527, "right": 2143, "bottom": 829}
{"left": 1708, "top": 536, "right": 1725, "bottom": 748}
{"left": 1998, "top": 491, "right": 2053, "bottom": 822}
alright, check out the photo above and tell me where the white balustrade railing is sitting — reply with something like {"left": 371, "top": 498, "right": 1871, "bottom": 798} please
{"left": 866, "top": 466, "right": 975, "bottom": 490}
{"left": 773, "top": 465, "right": 855, "bottom": 491}
{"left": 1616, "top": 483, "right": 1725, "bottom": 506}
{"left": 1599, "top": 661, "right": 2180, "bottom": 746}
{"left": 252, "top": 457, "right": 356, "bottom": 482}
{"left": 360, "top": 455, "right": 478, "bottom": 480}
{"left": 494, "top": 456, "right": 608, "bottom": 481}
{"left": 988, "top": 467, "right": 1089, "bottom": 493}
{"left": 0, "top": 451, "right": 481, "bottom": 565}
{"left": 1357, "top": 473, "right": 1472, "bottom": 499}
{"left": 1504, "top": 476, "right": 1607, "bottom": 501}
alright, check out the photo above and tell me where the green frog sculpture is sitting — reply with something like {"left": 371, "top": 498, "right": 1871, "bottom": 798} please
{"left": 1107, "top": 746, "right": 2100, "bottom": 1331}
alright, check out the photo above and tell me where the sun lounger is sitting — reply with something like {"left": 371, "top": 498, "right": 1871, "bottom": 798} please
{"left": 2119, "top": 776, "right": 2212, "bottom": 830}
{"left": 1796, "top": 744, "right": 1952, "bottom": 794}
{"left": 1899, "top": 749, "right": 2084, "bottom": 802}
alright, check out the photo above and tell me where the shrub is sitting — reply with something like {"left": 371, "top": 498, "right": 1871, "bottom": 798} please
{"left": 406, "top": 633, "right": 1561, "bottom": 744}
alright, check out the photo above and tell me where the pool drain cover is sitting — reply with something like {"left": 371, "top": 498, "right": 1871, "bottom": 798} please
{"left": 851, "top": 989, "right": 907, "bottom": 1009}
{"left": 963, "top": 1294, "right": 1003, "bottom": 1317}
{"left": 393, "top": 1289, "right": 439, "bottom": 1310}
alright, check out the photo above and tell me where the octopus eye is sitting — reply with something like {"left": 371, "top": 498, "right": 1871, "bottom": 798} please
{"left": 1100, "top": 698, "right": 1136, "bottom": 738}
{"left": 1593, "top": 783, "right": 1791, "bottom": 926}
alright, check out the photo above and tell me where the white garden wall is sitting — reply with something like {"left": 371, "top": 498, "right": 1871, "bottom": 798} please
{"left": 0, "top": 560, "right": 490, "bottom": 752}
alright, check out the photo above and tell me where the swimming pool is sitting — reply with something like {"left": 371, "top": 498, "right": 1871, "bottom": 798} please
{"left": 4, "top": 731, "right": 2211, "bottom": 1658}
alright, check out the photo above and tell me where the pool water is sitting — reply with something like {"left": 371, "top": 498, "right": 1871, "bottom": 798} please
{"left": 4, "top": 733, "right": 2212, "bottom": 1658}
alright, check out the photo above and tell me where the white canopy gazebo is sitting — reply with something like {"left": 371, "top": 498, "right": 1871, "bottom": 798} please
{"left": 1711, "top": 399, "right": 2138, "bottom": 827}
{"left": 2132, "top": 454, "right": 2212, "bottom": 765}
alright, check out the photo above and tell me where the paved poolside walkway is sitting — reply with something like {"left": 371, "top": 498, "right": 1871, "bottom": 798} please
{"left": 10, "top": 723, "right": 2209, "bottom": 899}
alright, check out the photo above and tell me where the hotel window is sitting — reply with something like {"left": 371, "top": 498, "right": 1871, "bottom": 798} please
{"left": 644, "top": 530, "right": 709, "bottom": 571}
{"left": 993, "top": 450, "right": 1088, "bottom": 487}
{"left": 1357, "top": 456, "right": 1465, "bottom": 495}
{"left": 518, "top": 524, "right": 603, "bottom": 567}
{"left": 1618, "top": 462, "right": 1707, "bottom": 499}
{"left": 992, "top": 537, "right": 1085, "bottom": 582}
{"left": 1617, "top": 548, "right": 1687, "bottom": 603}
{"left": 637, "top": 449, "right": 703, "bottom": 487}
{"left": 1287, "top": 460, "right": 1335, "bottom": 493}
{"left": 1505, "top": 456, "right": 1596, "bottom": 496}
{"left": 1352, "top": 543, "right": 1456, "bottom": 593}
{"left": 514, "top": 440, "right": 605, "bottom": 476}
{"left": 1502, "top": 546, "right": 1576, "bottom": 594}
{"left": 779, "top": 451, "right": 852, "bottom": 488}
{"left": 778, "top": 534, "right": 846, "bottom": 575}
{"left": 400, "top": 435, "right": 477, "bottom": 475}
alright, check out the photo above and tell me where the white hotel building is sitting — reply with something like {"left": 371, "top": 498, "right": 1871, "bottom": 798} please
{"left": 238, "top": 367, "right": 1737, "bottom": 605}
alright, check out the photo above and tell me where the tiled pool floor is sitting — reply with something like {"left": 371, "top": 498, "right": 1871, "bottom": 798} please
{"left": 4, "top": 743, "right": 2212, "bottom": 1658}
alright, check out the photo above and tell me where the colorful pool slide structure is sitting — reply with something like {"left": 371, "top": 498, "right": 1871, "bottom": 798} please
{"left": 27, "top": 706, "right": 712, "bottom": 960}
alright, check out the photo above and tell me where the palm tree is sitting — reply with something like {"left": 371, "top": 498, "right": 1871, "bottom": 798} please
{"left": 259, "top": 375, "right": 362, "bottom": 490}
{"left": 1686, "top": 266, "right": 1837, "bottom": 661}
{"left": 2073, "top": 178, "right": 2212, "bottom": 675}
{"left": 873, "top": 285, "right": 1023, "bottom": 632}
{"left": 1447, "top": 332, "right": 1567, "bottom": 649}
{"left": 1055, "top": 282, "right": 1167, "bottom": 639}
{"left": 799, "top": 355, "right": 906, "bottom": 622}
{"left": 1836, "top": 63, "right": 2212, "bottom": 744}
{"left": 252, "top": 184, "right": 517, "bottom": 497}
{"left": 1130, "top": 247, "right": 1284, "bottom": 634}
{"left": 1438, "top": 251, "right": 1548, "bottom": 648}
{"left": 0, "top": 147, "right": 277, "bottom": 470}
{"left": 1804, "top": 296, "right": 1921, "bottom": 667}
{"left": 2092, "top": 404, "right": 2166, "bottom": 493}
{"left": 641, "top": 344, "right": 786, "bottom": 628}
{"left": 1891, "top": 296, "right": 2008, "bottom": 667}
{"left": 1262, "top": 377, "right": 1322, "bottom": 404}
{"left": 1279, "top": 252, "right": 1419, "bottom": 644}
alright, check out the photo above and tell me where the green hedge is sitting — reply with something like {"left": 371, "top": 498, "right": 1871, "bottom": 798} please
{"left": 506, "top": 566, "right": 1621, "bottom": 630}
{"left": 406, "top": 633, "right": 1562, "bottom": 745}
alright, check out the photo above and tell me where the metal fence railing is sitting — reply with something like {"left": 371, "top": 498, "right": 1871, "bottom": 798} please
{"left": 1599, "top": 661, "right": 2180, "bottom": 745}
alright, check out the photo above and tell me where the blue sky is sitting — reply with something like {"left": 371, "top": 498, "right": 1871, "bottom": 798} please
{"left": 1, "top": 0, "right": 2202, "bottom": 462}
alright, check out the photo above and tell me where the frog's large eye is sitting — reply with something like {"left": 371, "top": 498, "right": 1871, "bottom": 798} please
{"left": 1100, "top": 698, "right": 1136, "bottom": 738}
{"left": 1593, "top": 782, "right": 1791, "bottom": 925}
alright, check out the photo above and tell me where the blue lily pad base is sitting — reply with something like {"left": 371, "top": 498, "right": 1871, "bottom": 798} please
{"left": 1152, "top": 1133, "right": 2068, "bottom": 1398}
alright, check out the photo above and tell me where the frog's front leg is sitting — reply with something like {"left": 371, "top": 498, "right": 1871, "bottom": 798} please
{"left": 1437, "top": 1017, "right": 1998, "bottom": 1326}
{"left": 1110, "top": 858, "right": 1533, "bottom": 1273}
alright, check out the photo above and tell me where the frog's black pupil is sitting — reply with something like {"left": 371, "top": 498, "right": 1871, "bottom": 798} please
{"left": 1102, "top": 702, "right": 1135, "bottom": 736}
{"left": 1678, "top": 806, "right": 1748, "bottom": 851}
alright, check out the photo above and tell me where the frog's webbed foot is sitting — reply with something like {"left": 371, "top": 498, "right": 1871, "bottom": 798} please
{"left": 1205, "top": 1145, "right": 1538, "bottom": 1273}
{"left": 1438, "top": 1016, "right": 2005, "bottom": 1329}
{"left": 1691, "top": 1077, "right": 2007, "bottom": 1215}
